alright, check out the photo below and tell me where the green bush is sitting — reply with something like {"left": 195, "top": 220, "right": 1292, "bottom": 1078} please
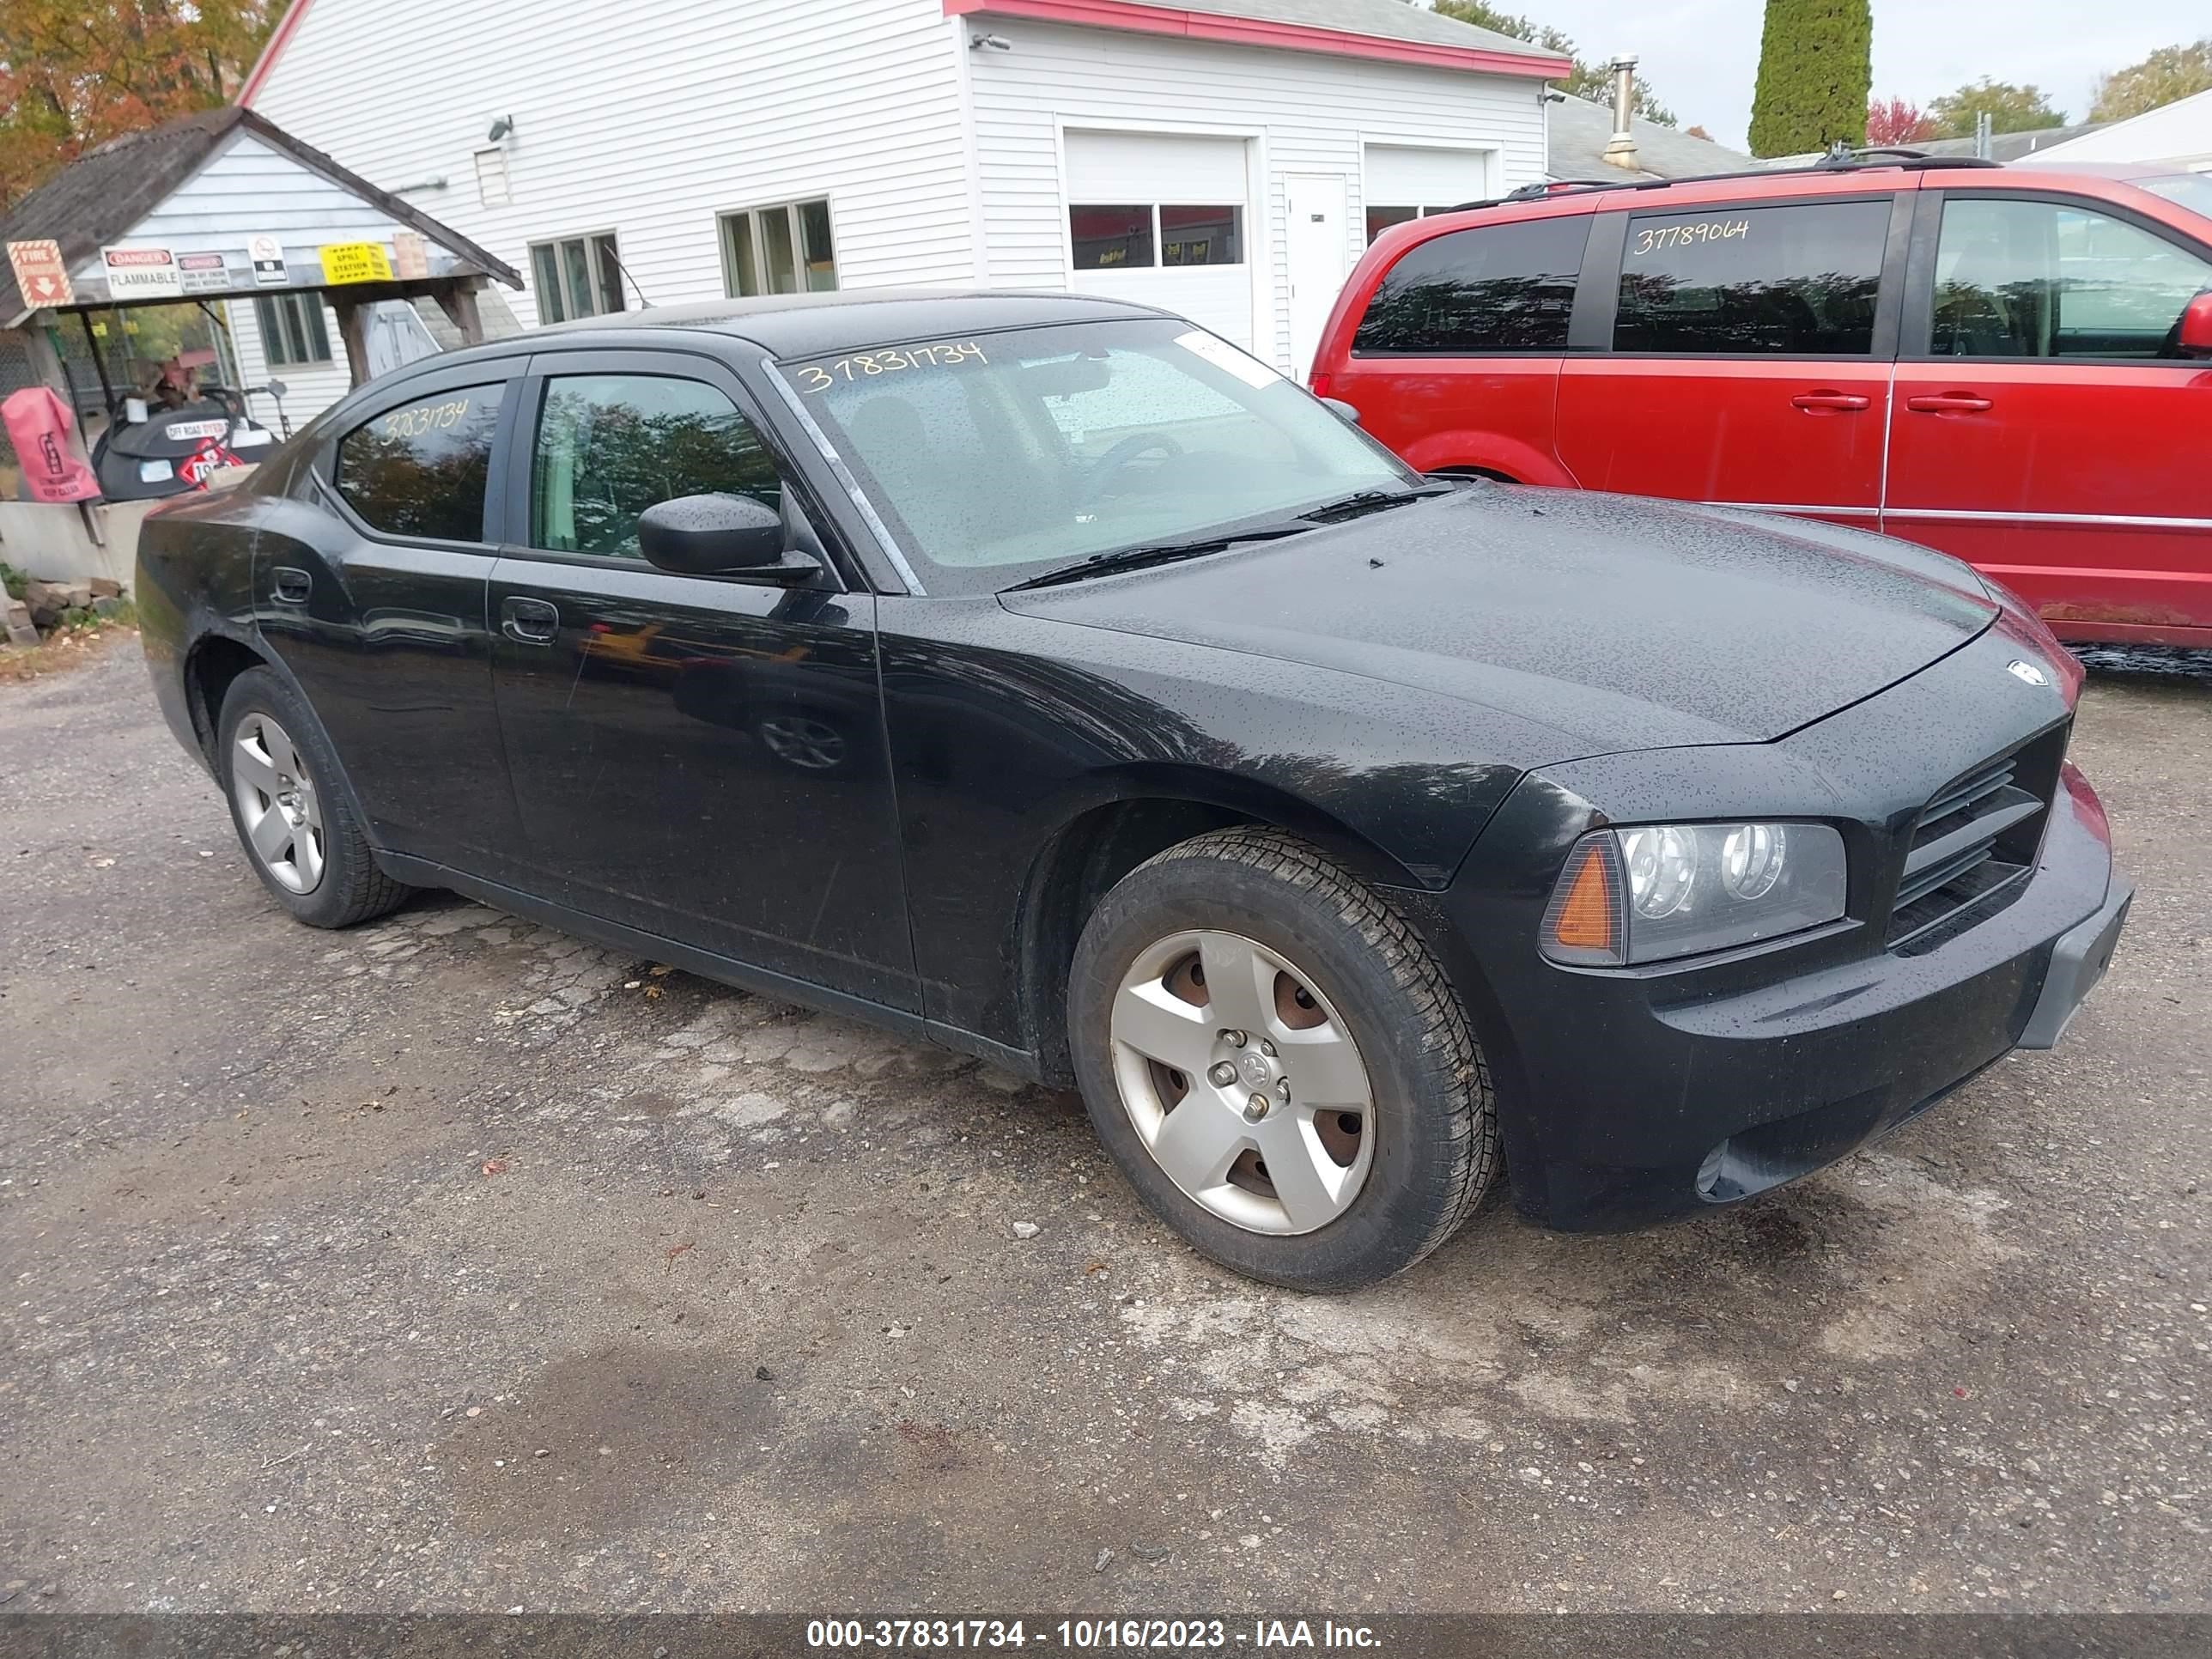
{"left": 1748, "top": 0, "right": 1873, "bottom": 157}
{"left": 1, "top": 562, "right": 26, "bottom": 602}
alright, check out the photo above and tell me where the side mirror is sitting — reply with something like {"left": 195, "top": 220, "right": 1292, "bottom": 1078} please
{"left": 637, "top": 493, "right": 817, "bottom": 580}
{"left": 1321, "top": 396, "right": 1363, "bottom": 426}
{"left": 2180, "top": 291, "right": 2212, "bottom": 359}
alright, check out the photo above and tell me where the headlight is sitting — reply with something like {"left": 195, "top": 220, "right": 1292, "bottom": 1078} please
{"left": 1540, "top": 821, "right": 1847, "bottom": 966}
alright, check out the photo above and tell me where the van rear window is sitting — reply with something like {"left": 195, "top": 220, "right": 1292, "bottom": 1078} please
{"left": 1352, "top": 216, "right": 1587, "bottom": 354}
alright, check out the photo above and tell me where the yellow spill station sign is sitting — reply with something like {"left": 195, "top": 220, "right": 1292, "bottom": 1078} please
{"left": 318, "top": 241, "right": 394, "bottom": 285}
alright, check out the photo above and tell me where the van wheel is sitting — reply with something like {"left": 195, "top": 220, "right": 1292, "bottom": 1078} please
{"left": 1067, "top": 828, "right": 1495, "bottom": 1291}
{"left": 216, "top": 667, "right": 411, "bottom": 928}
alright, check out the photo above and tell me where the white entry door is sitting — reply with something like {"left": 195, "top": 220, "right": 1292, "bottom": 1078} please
{"left": 1284, "top": 173, "right": 1352, "bottom": 380}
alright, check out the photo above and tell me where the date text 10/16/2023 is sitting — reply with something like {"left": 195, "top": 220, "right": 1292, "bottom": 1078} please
{"left": 805, "top": 1619, "right": 1382, "bottom": 1650}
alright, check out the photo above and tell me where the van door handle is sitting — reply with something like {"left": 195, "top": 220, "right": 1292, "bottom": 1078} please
{"left": 501, "top": 595, "right": 560, "bottom": 645}
{"left": 1790, "top": 392, "right": 1870, "bottom": 413}
{"left": 1906, "top": 392, "right": 1993, "bottom": 414}
{"left": 270, "top": 566, "right": 312, "bottom": 604}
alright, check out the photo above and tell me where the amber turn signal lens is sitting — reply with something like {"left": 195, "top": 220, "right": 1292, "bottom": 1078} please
{"left": 1541, "top": 836, "right": 1625, "bottom": 965}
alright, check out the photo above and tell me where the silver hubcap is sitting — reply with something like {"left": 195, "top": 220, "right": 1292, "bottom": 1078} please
{"left": 757, "top": 714, "right": 846, "bottom": 770}
{"left": 230, "top": 714, "right": 325, "bottom": 894}
{"left": 1109, "top": 930, "right": 1375, "bottom": 1236}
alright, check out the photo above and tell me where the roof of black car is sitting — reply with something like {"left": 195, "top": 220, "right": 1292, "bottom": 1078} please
{"left": 516, "top": 289, "right": 1166, "bottom": 359}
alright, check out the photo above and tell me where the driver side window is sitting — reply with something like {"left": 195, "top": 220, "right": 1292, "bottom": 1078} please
{"left": 1932, "top": 198, "right": 2212, "bottom": 359}
{"left": 529, "top": 374, "right": 781, "bottom": 557}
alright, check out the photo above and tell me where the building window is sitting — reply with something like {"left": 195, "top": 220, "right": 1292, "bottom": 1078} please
{"left": 722, "top": 199, "right": 838, "bottom": 296}
{"left": 473, "top": 146, "right": 511, "bottom": 209}
{"left": 1365, "top": 205, "right": 1462, "bottom": 245}
{"left": 529, "top": 233, "right": 625, "bottom": 325}
{"left": 1070, "top": 205, "right": 1243, "bottom": 270}
{"left": 254, "top": 293, "right": 332, "bottom": 367}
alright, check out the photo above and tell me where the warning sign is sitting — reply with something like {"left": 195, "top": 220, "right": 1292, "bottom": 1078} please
{"left": 177, "top": 250, "right": 235, "bottom": 295}
{"left": 101, "top": 245, "right": 184, "bottom": 299}
{"left": 178, "top": 436, "right": 242, "bottom": 489}
{"left": 6, "top": 239, "right": 72, "bottom": 307}
{"left": 249, "top": 234, "right": 288, "bottom": 286}
{"left": 319, "top": 241, "right": 393, "bottom": 285}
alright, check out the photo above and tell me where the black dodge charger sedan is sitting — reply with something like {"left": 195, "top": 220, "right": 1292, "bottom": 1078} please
{"left": 139, "top": 290, "right": 2130, "bottom": 1291}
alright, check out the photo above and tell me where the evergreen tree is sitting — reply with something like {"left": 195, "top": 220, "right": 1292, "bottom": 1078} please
{"left": 1747, "top": 0, "right": 1873, "bottom": 157}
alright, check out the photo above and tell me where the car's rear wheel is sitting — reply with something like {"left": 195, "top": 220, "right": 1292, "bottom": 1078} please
{"left": 1067, "top": 828, "right": 1496, "bottom": 1291}
{"left": 217, "top": 666, "right": 411, "bottom": 928}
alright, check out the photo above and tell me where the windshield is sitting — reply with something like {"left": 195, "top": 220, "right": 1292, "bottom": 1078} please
{"left": 775, "top": 317, "right": 1418, "bottom": 594}
{"left": 2136, "top": 172, "right": 2212, "bottom": 224}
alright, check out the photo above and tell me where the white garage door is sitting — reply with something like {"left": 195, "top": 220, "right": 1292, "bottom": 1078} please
{"left": 1063, "top": 130, "right": 1255, "bottom": 349}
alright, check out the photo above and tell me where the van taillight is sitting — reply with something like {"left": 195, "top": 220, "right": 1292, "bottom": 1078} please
{"left": 1310, "top": 371, "right": 1334, "bottom": 398}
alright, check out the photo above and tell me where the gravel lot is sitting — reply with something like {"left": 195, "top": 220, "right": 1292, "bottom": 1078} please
{"left": 2, "top": 638, "right": 2207, "bottom": 1615}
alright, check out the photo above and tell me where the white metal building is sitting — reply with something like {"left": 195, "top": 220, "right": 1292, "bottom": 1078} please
{"left": 2019, "top": 87, "right": 2212, "bottom": 175}
{"left": 228, "top": 0, "right": 1565, "bottom": 422}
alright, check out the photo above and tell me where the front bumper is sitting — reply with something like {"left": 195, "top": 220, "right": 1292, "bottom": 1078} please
{"left": 1446, "top": 726, "right": 2125, "bottom": 1235}
{"left": 2017, "top": 874, "right": 2131, "bottom": 1050}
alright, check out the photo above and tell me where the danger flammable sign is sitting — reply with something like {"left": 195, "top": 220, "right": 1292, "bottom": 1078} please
{"left": 7, "top": 240, "right": 73, "bottom": 307}
{"left": 101, "top": 245, "right": 184, "bottom": 299}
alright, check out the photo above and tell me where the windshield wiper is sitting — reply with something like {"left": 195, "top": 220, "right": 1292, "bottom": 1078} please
{"left": 1297, "top": 484, "right": 1453, "bottom": 524}
{"left": 1002, "top": 523, "right": 1315, "bottom": 592}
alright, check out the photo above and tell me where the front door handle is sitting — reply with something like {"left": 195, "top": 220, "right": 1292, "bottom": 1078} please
{"left": 1906, "top": 392, "right": 1993, "bottom": 414}
{"left": 270, "top": 566, "right": 311, "bottom": 605}
{"left": 501, "top": 595, "right": 560, "bottom": 645}
{"left": 1791, "top": 391, "right": 1870, "bottom": 413}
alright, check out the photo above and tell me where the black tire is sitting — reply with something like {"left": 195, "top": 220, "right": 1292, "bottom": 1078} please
{"left": 216, "top": 665, "right": 412, "bottom": 928}
{"left": 1067, "top": 827, "right": 1496, "bottom": 1292}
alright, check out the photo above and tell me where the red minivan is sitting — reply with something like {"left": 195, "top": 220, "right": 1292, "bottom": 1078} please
{"left": 1310, "top": 155, "right": 2212, "bottom": 646}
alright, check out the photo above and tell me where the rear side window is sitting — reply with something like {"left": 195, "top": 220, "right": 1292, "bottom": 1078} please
{"left": 1614, "top": 200, "right": 1891, "bottom": 356}
{"left": 334, "top": 383, "right": 506, "bottom": 542}
{"left": 1352, "top": 216, "right": 1586, "bottom": 353}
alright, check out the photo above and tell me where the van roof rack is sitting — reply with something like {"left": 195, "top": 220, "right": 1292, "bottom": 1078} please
{"left": 1443, "top": 149, "right": 2003, "bottom": 214}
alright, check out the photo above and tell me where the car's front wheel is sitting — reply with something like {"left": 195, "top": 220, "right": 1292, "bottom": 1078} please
{"left": 1067, "top": 828, "right": 1496, "bottom": 1291}
{"left": 217, "top": 666, "right": 412, "bottom": 928}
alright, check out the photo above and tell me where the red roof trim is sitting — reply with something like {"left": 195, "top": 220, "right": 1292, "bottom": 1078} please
{"left": 237, "top": 0, "right": 317, "bottom": 108}
{"left": 945, "top": 0, "right": 1571, "bottom": 78}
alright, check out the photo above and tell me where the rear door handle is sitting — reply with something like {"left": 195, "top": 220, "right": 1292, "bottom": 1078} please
{"left": 501, "top": 595, "right": 560, "bottom": 645}
{"left": 270, "top": 566, "right": 311, "bottom": 604}
{"left": 1906, "top": 392, "right": 1993, "bottom": 414}
{"left": 1790, "top": 392, "right": 1870, "bottom": 413}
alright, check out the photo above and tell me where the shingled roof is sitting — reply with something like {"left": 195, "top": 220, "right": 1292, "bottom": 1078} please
{"left": 0, "top": 104, "right": 520, "bottom": 325}
{"left": 1548, "top": 94, "right": 1756, "bottom": 182}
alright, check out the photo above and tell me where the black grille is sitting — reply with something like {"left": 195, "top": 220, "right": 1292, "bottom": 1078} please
{"left": 1887, "top": 729, "right": 2066, "bottom": 952}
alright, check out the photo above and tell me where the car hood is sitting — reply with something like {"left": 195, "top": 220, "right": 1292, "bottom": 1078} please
{"left": 999, "top": 487, "right": 1997, "bottom": 752}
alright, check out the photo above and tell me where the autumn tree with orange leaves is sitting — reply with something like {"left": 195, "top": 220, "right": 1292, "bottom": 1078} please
{"left": 1, "top": 0, "right": 282, "bottom": 211}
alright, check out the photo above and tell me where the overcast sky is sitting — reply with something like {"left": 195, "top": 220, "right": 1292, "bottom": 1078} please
{"left": 1425, "top": 2, "right": 2206, "bottom": 150}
